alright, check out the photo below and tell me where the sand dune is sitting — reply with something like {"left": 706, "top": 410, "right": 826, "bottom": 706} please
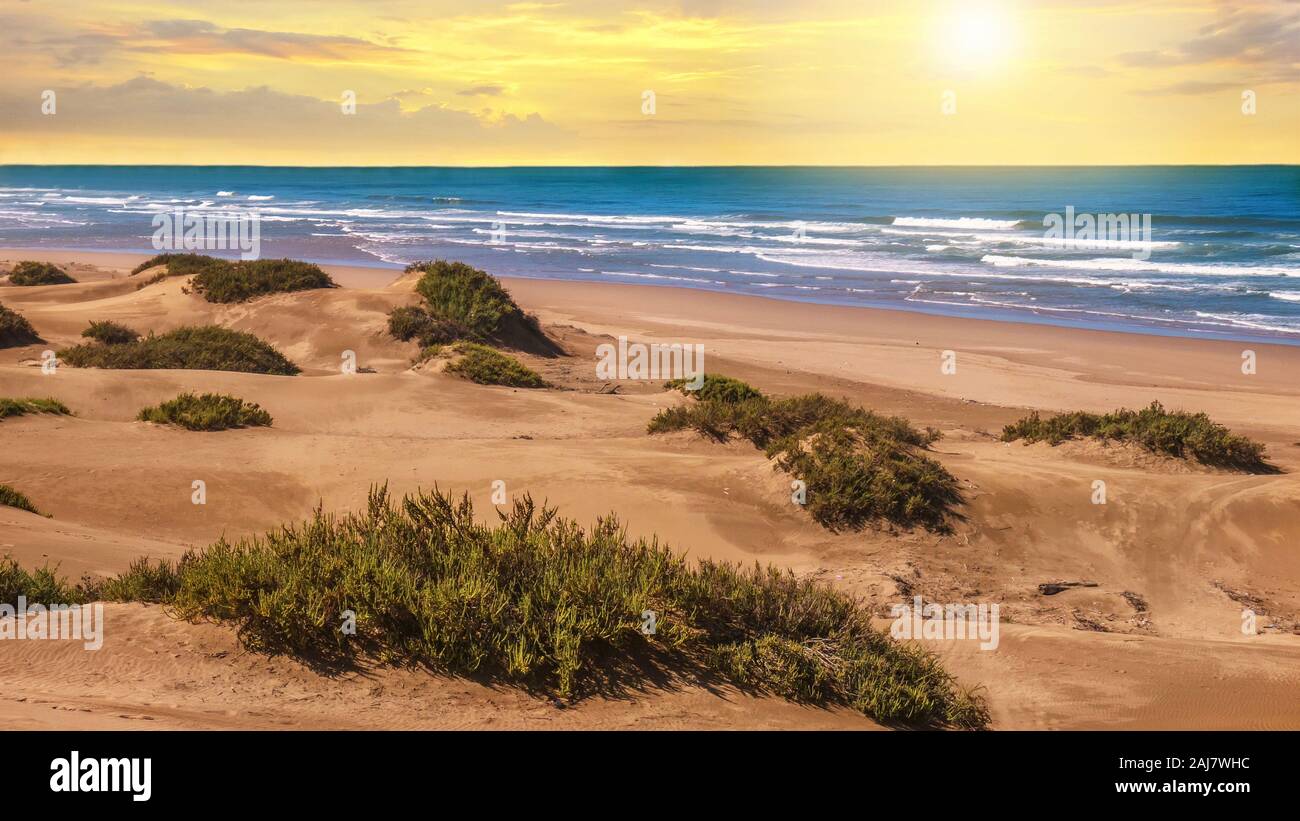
{"left": 2, "top": 250, "right": 1298, "bottom": 729}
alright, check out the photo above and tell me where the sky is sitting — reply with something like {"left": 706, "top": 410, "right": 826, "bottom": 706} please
{"left": 0, "top": 0, "right": 1296, "bottom": 165}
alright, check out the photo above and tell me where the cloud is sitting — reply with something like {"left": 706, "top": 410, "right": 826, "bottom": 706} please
{"left": 0, "top": 14, "right": 412, "bottom": 68}
{"left": 1132, "top": 79, "right": 1243, "bottom": 96}
{"left": 0, "top": 76, "right": 569, "bottom": 160}
{"left": 136, "top": 19, "right": 412, "bottom": 61}
{"left": 1121, "top": 7, "right": 1299, "bottom": 69}
{"left": 458, "top": 84, "right": 507, "bottom": 96}
{"left": 0, "top": 14, "right": 123, "bottom": 67}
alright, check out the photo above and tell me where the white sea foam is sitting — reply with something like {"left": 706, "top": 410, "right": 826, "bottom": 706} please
{"left": 499, "top": 210, "right": 683, "bottom": 225}
{"left": 600, "top": 270, "right": 725, "bottom": 285}
{"left": 982, "top": 254, "right": 1299, "bottom": 278}
{"left": 649, "top": 263, "right": 724, "bottom": 273}
{"left": 885, "top": 227, "right": 1180, "bottom": 250}
{"left": 1193, "top": 311, "right": 1300, "bottom": 333}
{"left": 893, "top": 216, "right": 1020, "bottom": 230}
{"left": 64, "top": 195, "right": 140, "bottom": 205}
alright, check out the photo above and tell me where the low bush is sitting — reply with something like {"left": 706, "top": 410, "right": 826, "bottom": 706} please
{"left": 447, "top": 342, "right": 548, "bottom": 387}
{"left": 0, "top": 484, "right": 42, "bottom": 516}
{"left": 0, "top": 557, "right": 92, "bottom": 605}
{"left": 387, "top": 305, "right": 471, "bottom": 347}
{"left": 405, "top": 260, "right": 558, "bottom": 354}
{"left": 137, "top": 392, "right": 273, "bottom": 431}
{"left": 191, "top": 258, "right": 336, "bottom": 303}
{"left": 7, "top": 261, "right": 76, "bottom": 286}
{"left": 131, "top": 253, "right": 228, "bottom": 277}
{"left": 444, "top": 341, "right": 548, "bottom": 388}
{"left": 666, "top": 374, "right": 764, "bottom": 404}
{"left": 0, "top": 302, "right": 41, "bottom": 347}
{"left": 99, "top": 557, "right": 185, "bottom": 604}
{"left": 1001, "top": 401, "right": 1272, "bottom": 472}
{"left": 649, "top": 379, "right": 958, "bottom": 532}
{"left": 81, "top": 320, "right": 140, "bottom": 345}
{"left": 130, "top": 254, "right": 336, "bottom": 303}
{"left": 410, "top": 259, "right": 522, "bottom": 337}
{"left": 0, "top": 397, "right": 70, "bottom": 421}
{"left": 387, "top": 305, "right": 433, "bottom": 341}
{"left": 60, "top": 325, "right": 300, "bottom": 375}
{"left": 65, "top": 487, "right": 986, "bottom": 727}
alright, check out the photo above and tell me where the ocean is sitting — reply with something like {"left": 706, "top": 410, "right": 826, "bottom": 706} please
{"left": 2, "top": 165, "right": 1299, "bottom": 342}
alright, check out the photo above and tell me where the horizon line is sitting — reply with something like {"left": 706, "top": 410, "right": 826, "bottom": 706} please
{"left": 1, "top": 163, "right": 1297, "bottom": 170}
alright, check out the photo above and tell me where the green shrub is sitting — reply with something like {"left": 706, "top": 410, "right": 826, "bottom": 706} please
{"left": 138, "top": 392, "right": 273, "bottom": 431}
{"left": 387, "top": 305, "right": 470, "bottom": 346}
{"left": 666, "top": 373, "right": 764, "bottom": 404}
{"left": 419, "top": 319, "right": 469, "bottom": 346}
{"left": 81, "top": 320, "right": 140, "bottom": 345}
{"left": 130, "top": 253, "right": 229, "bottom": 277}
{"left": 409, "top": 260, "right": 523, "bottom": 338}
{"left": 0, "top": 558, "right": 93, "bottom": 606}
{"left": 387, "top": 305, "right": 433, "bottom": 341}
{"left": 99, "top": 557, "right": 184, "bottom": 604}
{"left": 93, "top": 486, "right": 985, "bottom": 727}
{"left": 0, "top": 484, "right": 42, "bottom": 516}
{"left": 444, "top": 341, "right": 548, "bottom": 388}
{"left": 0, "top": 302, "right": 41, "bottom": 347}
{"left": 650, "top": 382, "right": 958, "bottom": 532}
{"left": 413, "top": 344, "right": 445, "bottom": 366}
{"left": 191, "top": 258, "right": 336, "bottom": 303}
{"left": 130, "top": 254, "right": 336, "bottom": 303}
{"left": 60, "top": 325, "right": 299, "bottom": 375}
{"left": 1001, "top": 401, "right": 1272, "bottom": 472}
{"left": 0, "top": 397, "right": 70, "bottom": 421}
{"left": 7, "top": 261, "right": 76, "bottom": 286}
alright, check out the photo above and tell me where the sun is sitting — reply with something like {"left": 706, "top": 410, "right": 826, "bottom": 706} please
{"left": 937, "top": 2, "right": 1019, "bottom": 71}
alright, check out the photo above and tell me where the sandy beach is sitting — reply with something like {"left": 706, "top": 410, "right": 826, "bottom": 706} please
{"left": 2, "top": 248, "right": 1298, "bottom": 730}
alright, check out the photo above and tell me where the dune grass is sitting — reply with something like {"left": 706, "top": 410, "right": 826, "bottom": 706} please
{"left": 409, "top": 259, "right": 524, "bottom": 338}
{"left": 138, "top": 392, "right": 273, "bottom": 431}
{"left": 0, "top": 397, "right": 70, "bottom": 421}
{"left": 0, "top": 484, "right": 43, "bottom": 516}
{"left": 82, "top": 320, "right": 140, "bottom": 345}
{"left": 130, "top": 253, "right": 223, "bottom": 289}
{"left": 98, "top": 557, "right": 184, "bottom": 604}
{"left": 665, "top": 373, "right": 763, "bottom": 404}
{"left": 1001, "top": 401, "right": 1273, "bottom": 473}
{"left": 7, "top": 261, "right": 76, "bottom": 286}
{"left": 132, "top": 253, "right": 228, "bottom": 277}
{"left": 444, "top": 341, "right": 548, "bottom": 388}
{"left": 192, "top": 258, "right": 336, "bottom": 303}
{"left": 0, "top": 302, "right": 41, "bottom": 347}
{"left": 0, "top": 558, "right": 93, "bottom": 604}
{"left": 650, "top": 375, "right": 959, "bottom": 532}
{"left": 404, "top": 260, "right": 559, "bottom": 356}
{"left": 387, "top": 305, "right": 471, "bottom": 347}
{"left": 60, "top": 325, "right": 300, "bottom": 375}
{"left": 67, "top": 486, "right": 985, "bottom": 728}
{"left": 130, "top": 253, "right": 336, "bottom": 303}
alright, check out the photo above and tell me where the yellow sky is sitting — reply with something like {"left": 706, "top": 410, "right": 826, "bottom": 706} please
{"left": 1, "top": 0, "right": 1296, "bottom": 165}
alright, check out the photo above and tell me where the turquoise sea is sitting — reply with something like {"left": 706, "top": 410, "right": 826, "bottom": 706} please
{"left": 2, "top": 165, "right": 1299, "bottom": 341}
